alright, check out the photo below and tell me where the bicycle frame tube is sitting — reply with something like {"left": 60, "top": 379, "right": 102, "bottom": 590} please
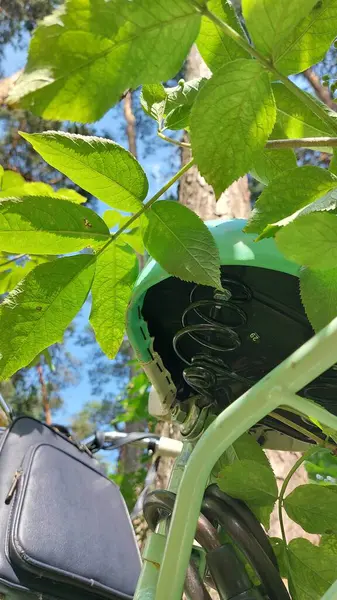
{"left": 134, "top": 442, "right": 194, "bottom": 599}
{"left": 137, "top": 314, "right": 337, "bottom": 600}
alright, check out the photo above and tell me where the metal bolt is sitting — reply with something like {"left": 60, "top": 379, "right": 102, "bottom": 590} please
{"left": 249, "top": 332, "right": 260, "bottom": 342}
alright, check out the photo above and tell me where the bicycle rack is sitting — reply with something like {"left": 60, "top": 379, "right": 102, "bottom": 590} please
{"left": 135, "top": 313, "right": 337, "bottom": 600}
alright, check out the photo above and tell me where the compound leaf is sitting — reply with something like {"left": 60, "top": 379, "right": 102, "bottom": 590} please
{"left": 10, "top": 0, "right": 200, "bottom": 122}
{"left": 245, "top": 166, "right": 337, "bottom": 236}
{"left": 140, "top": 84, "right": 166, "bottom": 123}
{"left": 21, "top": 131, "right": 148, "bottom": 212}
{"left": 0, "top": 196, "right": 110, "bottom": 254}
{"left": 287, "top": 538, "right": 337, "bottom": 600}
{"left": 90, "top": 242, "right": 138, "bottom": 359}
{"left": 214, "top": 433, "right": 277, "bottom": 528}
{"left": 284, "top": 484, "right": 337, "bottom": 534}
{"left": 300, "top": 266, "right": 337, "bottom": 331}
{"left": 242, "top": 0, "right": 317, "bottom": 61}
{"left": 275, "top": 0, "right": 337, "bottom": 75}
{"left": 0, "top": 254, "right": 95, "bottom": 380}
{"left": 273, "top": 83, "right": 337, "bottom": 147}
{"left": 276, "top": 212, "right": 337, "bottom": 270}
{"left": 197, "top": 0, "right": 249, "bottom": 72}
{"left": 144, "top": 201, "right": 221, "bottom": 289}
{"left": 190, "top": 59, "right": 276, "bottom": 197}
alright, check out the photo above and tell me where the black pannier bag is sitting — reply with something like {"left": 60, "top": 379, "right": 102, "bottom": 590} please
{"left": 0, "top": 416, "right": 141, "bottom": 600}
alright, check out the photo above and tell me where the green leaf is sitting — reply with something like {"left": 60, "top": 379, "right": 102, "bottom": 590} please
{"left": 120, "top": 229, "right": 145, "bottom": 255}
{"left": 0, "top": 196, "right": 110, "bottom": 255}
{"left": 10, "top": 0, "right": 200, "bottom": 122}
{"left": 165, "top": 105, "right": 191, "bottom": 131}
{"left": 330, "top": 149, "right": 337, "bottom": 175}
{"left": 90, "top": 242, "right": 138, "bottom": 359}
{"left": 242, "top": 0, "right": 317, "bottom": 60}
{"left": 26, "top": 347, "right": 56, "bottom": 370}
{"left": 0, "top": 262, "right": 38, "bottom": 294}
{"left": 21, "top": 131, "right": 147, "bottom": 213}
{"left": 0, "top": 256, "right": 52, "bottom": 295}
{"left": 143, "top": 201, "right": 221, "bottom": 289}
{"left": 165, "top": 78, "right": 206, "bottom": 111}
{"left": 0, "top": 169, "right": 86, "bottom": 203}
{"left": 103, "top": 210, "right": 145, "bottom": 253}
{"left": 55, "top": 188, "right": 86, "bottom": 204}
{"left": 273, "top": 83, "right": 337, "bottom": 145}
{"left": 215, "top": 432, "right": 272, "bottom": 470}
{"left": 275, "top": 0, "right": 337, "bottom": 76}
{"left": 321, "top": 533, "right": 337, "bottom": 555}
{"left": 251, "top": 124, "right": 297, "bottom": 184}
{"left": 164, "top": 78, "right": 206, "bottom": 131}
{"left": 287, "top": 538, "right": 337, "bottom": 600}
{"left": 140, "top": 84, "right": 166, "bottom": 123}
{"left": 0, "top": 255, "right": 15, "bottom": 273}
{"left": 103, "top": 210, "right": 131, "bottom": 229}
{"left": 43, "top": 348, "right": 55, "bottom": 372}
{"left": 0, "top": 181, "right": 86, "bottom": 203}
{"left": 245, "top": 166, "right": 337, "bottom": 236}
{"left": 276, "top": 212, "right": 337, "bottom": 270}
{"left": 299, "top": 188, "right": 337, "bottom": 215}
{"left": 0, "top": 254, "right": 95, "bottom": 380}
{"left": 1, "top": 170, "right": 25, "bottom": 190}
{"left": 251, "top": 148, "right": 297, "bottom": 186}
{"left": 260, "top": 187, "right": 337, "bottom": 239}
{"left": 197, "top": 0, "right": 249, "bottom": 72}
{"left": 214, "top": 433, "right": 278, "bottom": 528}
{"left": 190, "top": 59, "right": 276, "bottom": 197}
{"left": 0, "top": 182, "right": 47, "bottom": 199}
{"left": 216, "top": 461, "right": 278, "bottom": 527}
{"left": 300, "top": 266, "right": 337, "bottom": 331}
{"left": 284, "top": 483, "right": 337, "bottom": 534}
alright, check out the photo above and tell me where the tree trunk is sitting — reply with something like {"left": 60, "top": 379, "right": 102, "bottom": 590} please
{"left": 121, "top": 91, "right": 144, "bottom": 477}
{"left": 120, "top": 92, "right": 147, "bottom": 544}
{"left": 123, "top": 91, "right": 137, "bottom": 157}
{"left": 180, "top": 46, "right": 251, "bottom": 221}
{"left": 37, "top": 363, "right": 52, "bottom": 425}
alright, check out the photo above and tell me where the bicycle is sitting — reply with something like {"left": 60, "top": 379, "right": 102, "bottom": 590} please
{"left": 3, "top": 216, "right": 335, "bottom": 600}
{"left": 114, "top": 217, "right": 337, "bottom": 600}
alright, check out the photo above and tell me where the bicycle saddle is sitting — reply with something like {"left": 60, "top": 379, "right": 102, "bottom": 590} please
{"left": 127, "top": 218, "right": 337, "bottom": 449}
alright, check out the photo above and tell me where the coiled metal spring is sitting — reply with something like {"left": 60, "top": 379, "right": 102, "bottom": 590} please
{"left": 172, "top": 278, "right": 253, "bottom": 405}
{"left": 172, "top": 276, "right": 337, "bottom": 419}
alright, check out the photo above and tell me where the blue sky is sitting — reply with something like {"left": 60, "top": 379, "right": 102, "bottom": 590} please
{"left": 2, "top": 40, "right": 179, "bottom": 425}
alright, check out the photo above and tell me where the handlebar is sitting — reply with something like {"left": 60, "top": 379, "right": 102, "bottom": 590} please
{"left": 82, "top": 430, "right": 183, "bottom": 458}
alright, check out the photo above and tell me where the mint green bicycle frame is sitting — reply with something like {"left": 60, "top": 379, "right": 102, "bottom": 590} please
{"left": 134, "top": 313, "right": 337, "bottom": 600}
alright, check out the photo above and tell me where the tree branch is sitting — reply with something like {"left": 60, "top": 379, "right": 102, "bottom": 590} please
{"left": 37, "top": 363, "right": 52, "bottom": 426}
{"left": 302, "top": 68, "right": 337, "bottom": 112}
{"left": 0, "top": 70, "right": 22, "bottom": 106}
{"left": 123, "top": 91, "right": 137, "bottom": 158}
{"left": 266, "top": 136, "right": 337, "bottom": 149}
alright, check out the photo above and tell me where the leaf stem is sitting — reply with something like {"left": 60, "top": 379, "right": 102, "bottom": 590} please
{"left": 267, "top": 137, "right": 337, "bottom": 149}
{"left": 278, "top": 447, "right": 316, "bottom": 546}
{"left": 159, "top": 128, "right": 337, "bottom": 151}
{"left": 157, "top": 131, "right": 191, "bottom": 148}
{"left": 96, "top": 159, "right": 195, "bottom": 258}
{"left": 199, "top": 4, "right": 337, "bottom": 135}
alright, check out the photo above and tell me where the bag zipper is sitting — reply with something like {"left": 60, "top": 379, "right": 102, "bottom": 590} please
{"left": 5, "top": 470, "right": 22, "bottom": 505}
